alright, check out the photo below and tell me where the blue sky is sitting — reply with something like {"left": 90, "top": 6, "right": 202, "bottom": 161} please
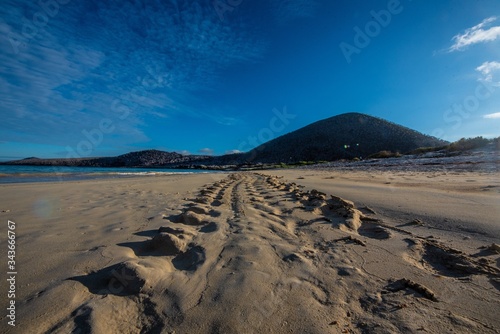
{"left": 1, "top": 0, "right": 499, "bottom": 160}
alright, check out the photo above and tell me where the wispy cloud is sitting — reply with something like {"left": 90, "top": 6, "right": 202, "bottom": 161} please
{"left": 448, "top": 16, "right": 500, "bottom": 52}
{"left": 271, "top": 0, "right": 319, "bottom": 25}
{"left": 483, "top": 112, "right": 500, "bottom": 119}
{"left": 0, "top": 0, "right": 268, "bottom": 150}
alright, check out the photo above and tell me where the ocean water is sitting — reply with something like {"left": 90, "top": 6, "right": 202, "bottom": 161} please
{"left": 0, "top": 165, "right": 211, "bottom": 184}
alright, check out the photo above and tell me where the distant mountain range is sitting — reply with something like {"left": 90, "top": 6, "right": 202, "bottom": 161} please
{"left": 3, "top": 113, "right": 447, "bottom": 168}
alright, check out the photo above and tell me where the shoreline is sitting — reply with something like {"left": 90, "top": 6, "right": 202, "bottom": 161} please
{"left": 0, "top": 167, "right": 220, "bottom": 184}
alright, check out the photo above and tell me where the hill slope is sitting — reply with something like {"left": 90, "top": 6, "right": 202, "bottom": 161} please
{"left": 243, "top": 113, "right": 447, "bottom": 163}
{"left": 3, "top": 113, "right": 448, "bottom": 167}
{"left": 2, "top": 150, "right": 211, "bottom": 167}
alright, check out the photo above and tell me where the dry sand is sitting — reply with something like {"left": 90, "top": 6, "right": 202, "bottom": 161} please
{"left": 0, "top": 170, "right": 499, "bottom": 333}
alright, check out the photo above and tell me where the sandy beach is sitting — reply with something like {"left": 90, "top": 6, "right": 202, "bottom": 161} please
{"left": 0, "top": 170, "right": 499, "bottom": 333}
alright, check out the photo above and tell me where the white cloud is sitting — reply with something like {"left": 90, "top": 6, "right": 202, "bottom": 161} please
{"left": 198, "top": 148, "right": 214, "bottom": 155}
{"left": 483, "top": 112, "right": 500, "bottom": 119}
{"left": 476, "top": 61, "right": 500, "bottom": 85}
{"left": 215, "top": 116, "right": 239, "bottom": 126}
{"left": 449, "top": 17, "right": 500, "bottom": 52}
{"left": 225, "top": 149, "right": 242, "bottom": 154}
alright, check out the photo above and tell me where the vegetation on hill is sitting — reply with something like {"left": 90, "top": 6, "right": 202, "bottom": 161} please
{"left": 447, "top": 137, "right": 494, "bottom": 152}
{"left": 409, "top": 136, "right": 499, "bottom": 156}
{"left": 366, "top": 151, "right": 403, "bottom": 159}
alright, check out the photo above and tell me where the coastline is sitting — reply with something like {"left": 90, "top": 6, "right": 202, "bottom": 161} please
{"left": 0, "top": 170, "right": 499, "bottom": 333}
{"left": 0, "top": 166, "right": 217, "bottom": 184}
